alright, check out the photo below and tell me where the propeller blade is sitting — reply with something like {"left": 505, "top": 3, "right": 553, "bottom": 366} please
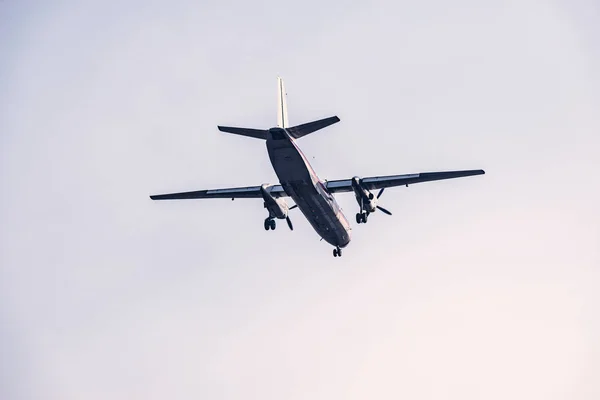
{"left": 286, "top": 216, "right": 294, "bottom": 230}
{"left": 377, "top": 206, "right": 392, "bottom": 215}
{"left": 377, "top": 188, "right": 385, "bottom": 199}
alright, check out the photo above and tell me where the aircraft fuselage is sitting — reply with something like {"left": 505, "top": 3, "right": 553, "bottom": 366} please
{"left": 266, "top": 127, "right": 351, "bottom": 248}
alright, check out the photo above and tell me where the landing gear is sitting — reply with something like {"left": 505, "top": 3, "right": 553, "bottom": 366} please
{"left": 264, "top": 218, "right": 276, "bottom": 230}
{"left": 355, "top": 212, "right": 368, "bottom": 224}
{"left": 333, "top": 247, "right": 342, "bottom": 257}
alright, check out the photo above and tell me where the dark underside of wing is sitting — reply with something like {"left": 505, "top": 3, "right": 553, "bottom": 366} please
{"left": 325, "top": 169, "right": 485, "bottom": 193}
{"left": 150, "top": 189, "right": 255, "bottom": 200}
{"left": 150, "top": 185, "right": 286, "bottom": 200}
{"left": 150, "top": 170, "right": 483, "bottom": 200}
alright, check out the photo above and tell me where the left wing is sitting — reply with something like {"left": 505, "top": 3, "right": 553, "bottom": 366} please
{"left": 325, "top": 169, "right": 485, "bottom": 193}
{"left": 150, "top": 184, "right": 287, "bottom": 200}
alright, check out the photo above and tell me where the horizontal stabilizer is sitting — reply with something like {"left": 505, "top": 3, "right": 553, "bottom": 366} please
{"left": 287, "top": 116, "right": 340, "bottom": 139}
{"left": 217, "top": 126, "right": 268, "bottom": 140}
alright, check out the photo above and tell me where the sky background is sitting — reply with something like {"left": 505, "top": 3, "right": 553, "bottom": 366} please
{"left": 1, "top": 0, "right": 599, "bottom": 399}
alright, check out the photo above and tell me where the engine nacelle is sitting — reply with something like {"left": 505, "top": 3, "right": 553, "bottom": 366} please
{"left": 363, "top": 199, "right": 377, "bottom": 213}
{"left": 351, "top": 176, "right": 377, "bottom": 212}
{"left": 261, "top": 184, "right": 289, "bottom": 219}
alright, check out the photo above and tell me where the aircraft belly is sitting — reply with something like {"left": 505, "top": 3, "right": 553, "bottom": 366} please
{"left": 291, "top": 186, "right": 351, "bottom": 248}
{"left": 268, "top": 142, "right": 351, "bottom": 248}
{"left": 268, "top": 145, "right": 310, "bottom": 182}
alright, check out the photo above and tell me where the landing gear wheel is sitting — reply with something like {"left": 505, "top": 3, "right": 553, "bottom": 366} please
{"left": 333, "top": 248, "right": 338, "bottom": 257}
{"left": 333, "top": 247, "right": 342, "bottom": 257}
{"left": 356, "top": 213, "right": 367, "bottom": 224}
{"left": 264, "top": 218, "right": 276, "bottom": 231}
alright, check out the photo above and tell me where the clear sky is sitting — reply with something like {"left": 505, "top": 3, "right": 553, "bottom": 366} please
{"left": 1, "top": 1, "right": 599, "bottom": 399}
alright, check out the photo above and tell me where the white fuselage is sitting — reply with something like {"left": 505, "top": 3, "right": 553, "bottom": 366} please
{"left": 266, "top": 128, "right": 351, "bottom": 247}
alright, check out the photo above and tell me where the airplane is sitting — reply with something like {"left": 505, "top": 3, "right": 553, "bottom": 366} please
{"left": 150, "top": 77, "right": 485, "bottom": 257}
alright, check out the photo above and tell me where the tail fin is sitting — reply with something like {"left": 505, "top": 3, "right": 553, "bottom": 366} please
{"left": 216, "top": 77, "right": 288, "bottom": 140}
{"left": 217, "top": 77, "right": 339, "bottom": 140}
{"left": 276, "top": 77, "right": 340, "bottom": 138}
{"left": 277, "top": 77, "right": 289, "bottom": 128}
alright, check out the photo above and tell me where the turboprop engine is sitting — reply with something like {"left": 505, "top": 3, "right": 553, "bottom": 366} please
{"left": 260, "top": 184, "right": 296, "bottom": 230}
{"left": 351, "top": 176, "right": 393, "bottom": 224}
{"left": 351, "top": 177, "right": 376, "bottom": 213}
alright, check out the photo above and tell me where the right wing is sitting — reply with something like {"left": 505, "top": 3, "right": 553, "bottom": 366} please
{"left": 150, "top": 184, "right": 287, "bottom": 200}
{"left": 325, "top": 170, "right": 485, "bottom": 192}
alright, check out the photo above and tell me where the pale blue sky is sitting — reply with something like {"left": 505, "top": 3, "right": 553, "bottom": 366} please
{"left": 1, "top": 1, "right": 599, "bottom": 399}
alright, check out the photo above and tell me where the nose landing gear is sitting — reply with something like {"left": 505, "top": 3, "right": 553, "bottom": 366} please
{"left": 333, "top": 247, "right": 342, "bottom": 257}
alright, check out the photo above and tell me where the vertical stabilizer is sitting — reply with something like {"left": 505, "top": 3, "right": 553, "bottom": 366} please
{"left": 277, "top": 77, "right": 289, "bottom": 128}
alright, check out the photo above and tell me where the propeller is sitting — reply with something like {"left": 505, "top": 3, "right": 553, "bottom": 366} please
{"left": 375, "top": 188, "right": 392, "bottom": 215}
{"left": 376, "top": 206, "right": 392, "bottom": 215}
{"left": 286, "top": 204, "right": 297, "bottom": 230}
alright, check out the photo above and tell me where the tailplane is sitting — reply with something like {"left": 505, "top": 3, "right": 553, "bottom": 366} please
{"left": 277, "top": 76, "right": 340, "bottom": 138}
{"left": 217, "top": 126, "right": 267, "bottom": 139}
{"left": 287, "top": 116, "right": 340, "bottom": 138}
{"left": 217, "top": 77, "right": 340, "bottom": 140}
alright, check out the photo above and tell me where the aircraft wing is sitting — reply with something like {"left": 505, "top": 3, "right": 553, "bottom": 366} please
{"left": 150, "top": 184, "right": 287, "bottom": 200}
{"left": 325, "top": 169, "right": 485, "bottom": 193}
